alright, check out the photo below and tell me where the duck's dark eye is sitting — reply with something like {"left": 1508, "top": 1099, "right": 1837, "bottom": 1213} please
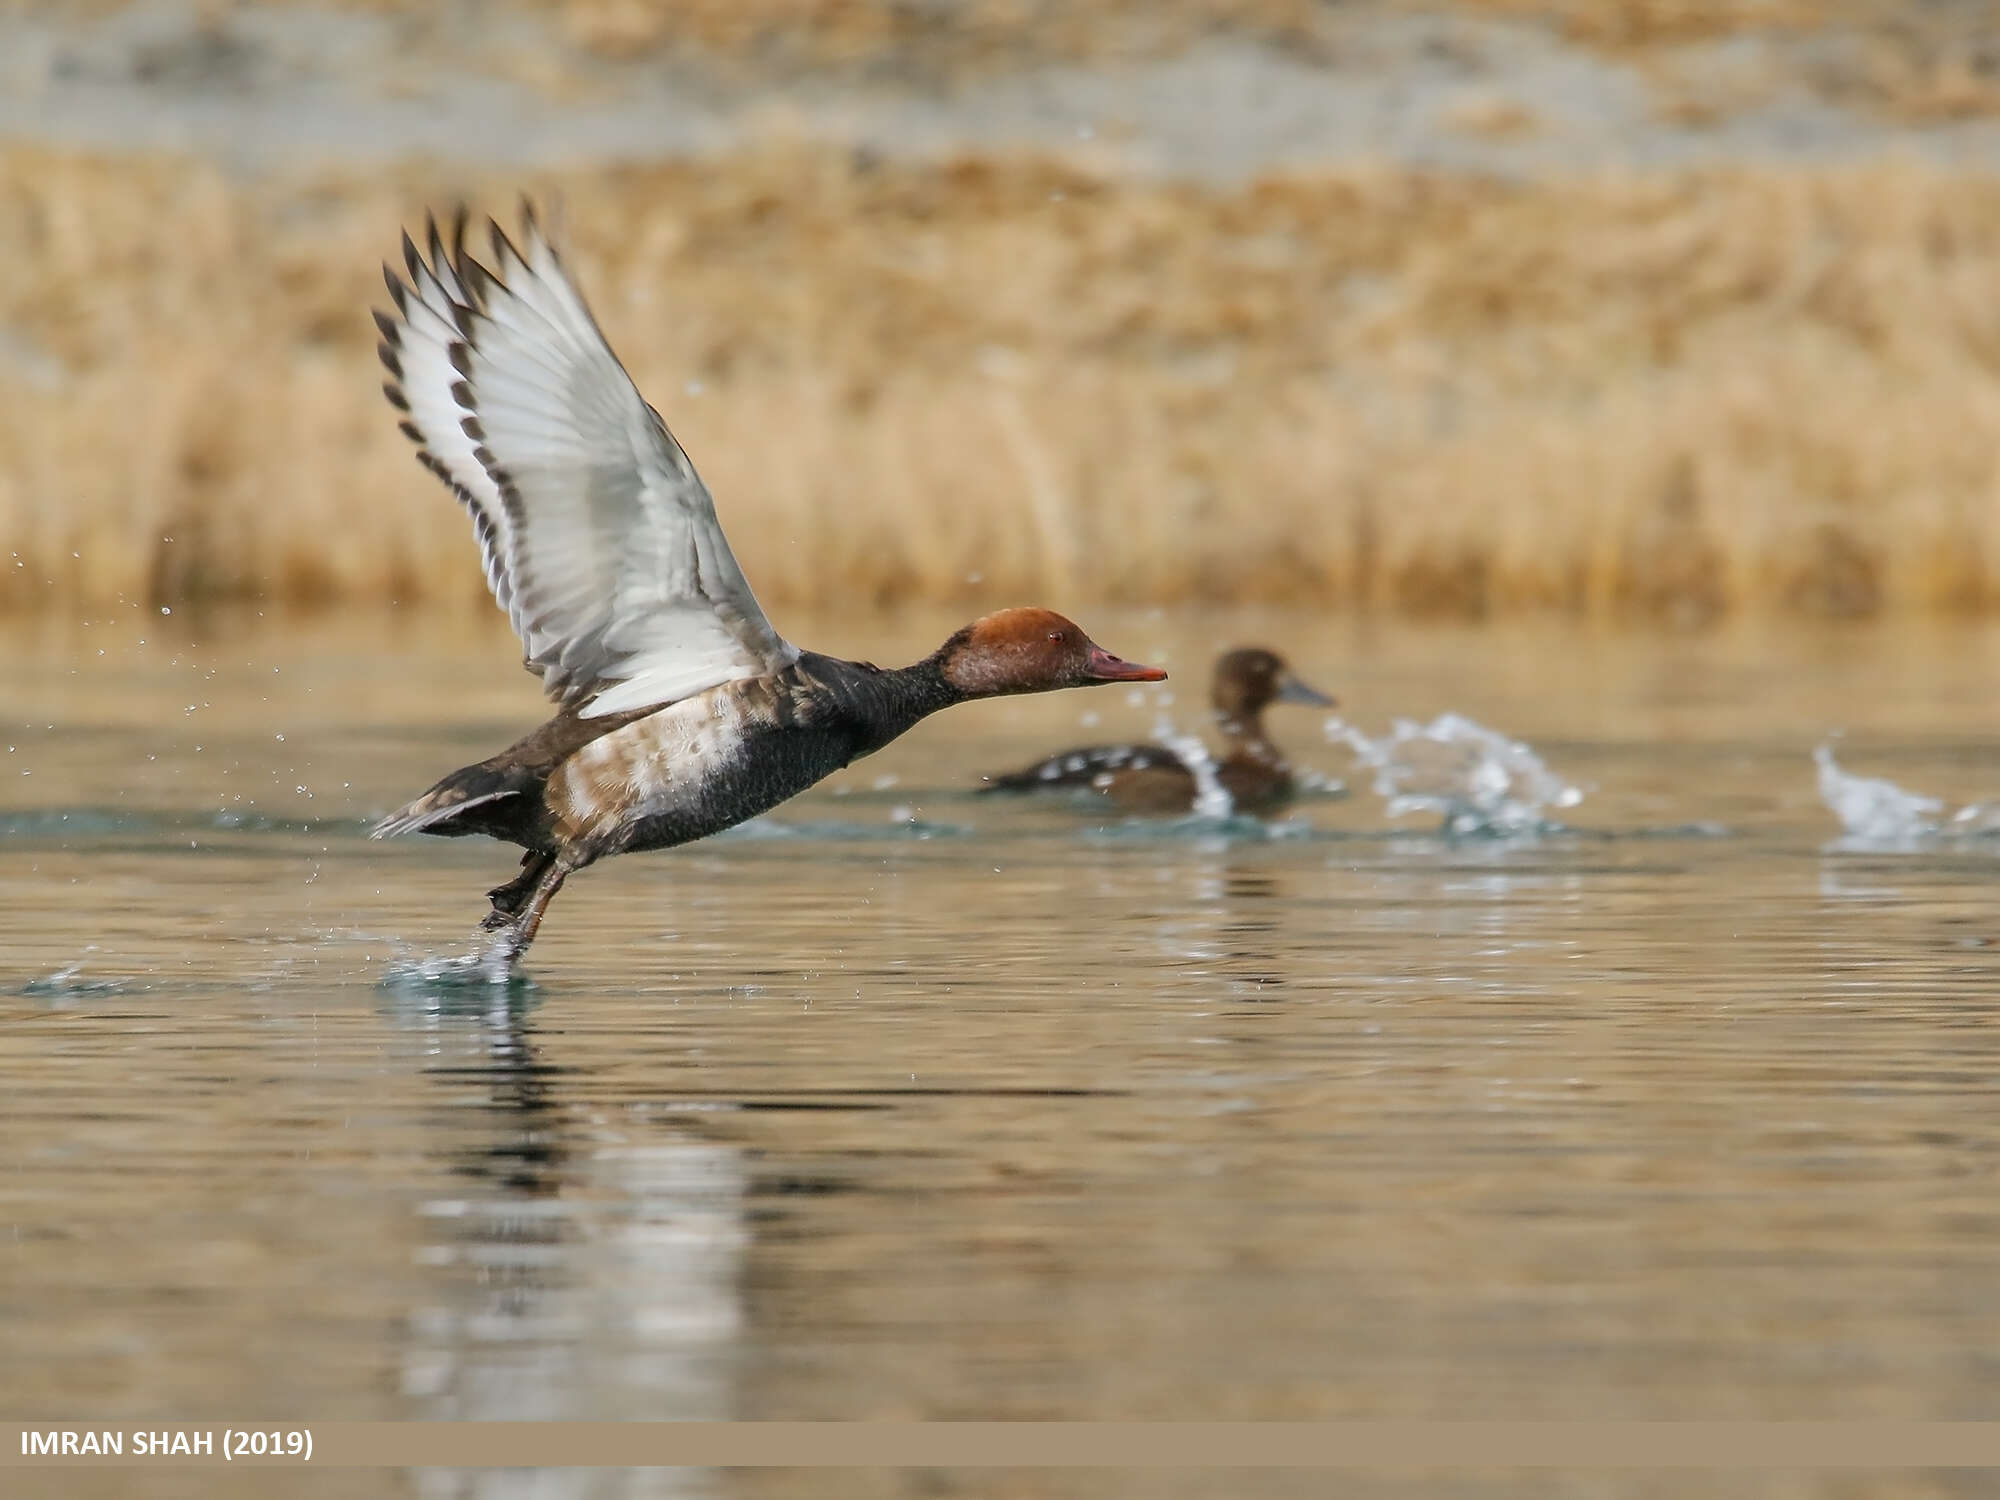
{"left": 1048, "top": 630, "right": 1068, "bottom": 645}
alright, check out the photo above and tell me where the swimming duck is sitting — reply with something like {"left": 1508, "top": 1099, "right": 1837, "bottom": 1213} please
{"left": 370, "top": 207, "right": 1165, "bottom": 967}
{"left": 980, "top": 647, "right": 1332, "bottom": 814}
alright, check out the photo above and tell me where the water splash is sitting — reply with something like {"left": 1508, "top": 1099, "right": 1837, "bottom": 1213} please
{"left": 20, "top": 947, "right": 125, "bottom": 999}
{"left": 1327, "top": 712, "right": 1583, "bottom": 837}
{"left": 1151, "top": 715, "right": 1234, "bottom": 821}
{"left": 379, "top": 944, "right": 534, "bottom": 996}
{"left": 1814, "top": 741, "right": 2000, "bottom": 848}
{"left": 1291, "top": 766, "right": 1348, "bottom": 797}
{"left": 1813, "top": 742, "right": 1942, "bottom": 844}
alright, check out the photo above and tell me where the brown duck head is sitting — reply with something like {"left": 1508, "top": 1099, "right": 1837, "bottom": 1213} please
{"left": 940, "top": 608, "right": 1167, "bottom": 698}
{"left": 1211, "top": 647, "right": 1336, "bottom": 735}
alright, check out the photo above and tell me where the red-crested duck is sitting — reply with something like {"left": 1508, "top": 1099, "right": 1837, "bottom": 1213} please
{"left": 370, "top": 206, "right": 1165, "bottom": 967}
{"left": 981, "top": 646, "right": 1333, "bottom": 814}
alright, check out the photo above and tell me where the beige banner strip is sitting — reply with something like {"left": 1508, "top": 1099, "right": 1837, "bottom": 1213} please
{"left": 9, "top": 1423, "right": 2000, "bottom": 1468}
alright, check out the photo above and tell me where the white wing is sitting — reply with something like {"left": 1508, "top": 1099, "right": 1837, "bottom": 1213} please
{"left": 377, "top": 206, "right": 797, "bottom": 717}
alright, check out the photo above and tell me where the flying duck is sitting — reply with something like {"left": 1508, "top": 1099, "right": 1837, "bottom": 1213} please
{"left": 371, "top": 206, "right": 1165, "bottom": 967}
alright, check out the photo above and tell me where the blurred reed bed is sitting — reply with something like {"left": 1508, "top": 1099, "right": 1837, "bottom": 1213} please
{"left": 6, "top": 142, "right": 2000, "bottom": 623}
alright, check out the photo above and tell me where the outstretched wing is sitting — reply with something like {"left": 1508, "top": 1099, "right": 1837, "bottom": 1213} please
{"left": 377, "top": 205, "right": 797, "bottom": 717}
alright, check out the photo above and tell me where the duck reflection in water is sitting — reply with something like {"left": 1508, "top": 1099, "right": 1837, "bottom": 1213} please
{"left": 396, "top": 990, "right": 746, "bottom": 1435}
{"left": 981, "top": 647, "right": 1334, "bottom": 814}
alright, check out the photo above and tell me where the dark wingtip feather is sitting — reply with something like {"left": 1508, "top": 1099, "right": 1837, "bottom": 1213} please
{"left": 382, "top": 379, "right": 409, "bottom": 411}
{"left": 488, "top": 214, "right": 526, "bottom": 274}
{"left": 447, "top": 342, "right": 473, "bottom": 378}
{"left": 401, "top": 229, "right": 424, "bottom": 282}
{"left": 381, "top": 266, "right": 408, "bottom": 313}
{"left": 397, "top": 419, "right": 424, "bottom": 446}
{"left": 449, "top": 378, "right": 473, "bottom": 410}
{"left": 371, "top": 307, "right": 399, "bottom": 343}
{"left": 377, "top": 340, "right": 402, "bottom": 377}
{"left": 446, "top": 204, "right": 480, "bottom": 305}
{"left": 458, "top": 243, "right": 498, "bottom": 306}
{"left": 459, "top": 257, "right": 488, "bottom": 303}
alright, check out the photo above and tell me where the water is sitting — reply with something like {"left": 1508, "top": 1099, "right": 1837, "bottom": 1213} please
{"left": 1329, "top": 709, "right": 1585, "bottom": 837}
{"left": 8, "top": 611, "right": 2000, "bottom": 1496}
{"left": 1816, "top": 740, "right": 2000, "bottom": 849}
{"left": 1149, "top": 710, "right": 1237, "bottom": 822}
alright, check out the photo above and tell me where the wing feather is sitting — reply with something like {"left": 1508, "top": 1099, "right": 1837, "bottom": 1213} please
{"left": 376, "top": 205, "right": 797, "bottom": 716}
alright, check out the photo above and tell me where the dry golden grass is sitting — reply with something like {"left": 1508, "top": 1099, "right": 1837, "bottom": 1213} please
{"left": 7, "top": 142, "right": 2000, "bottom": 624}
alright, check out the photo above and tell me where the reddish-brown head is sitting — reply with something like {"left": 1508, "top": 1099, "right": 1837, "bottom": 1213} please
{"left": 939, "top": 608, "right": 1167, "bottom": 699}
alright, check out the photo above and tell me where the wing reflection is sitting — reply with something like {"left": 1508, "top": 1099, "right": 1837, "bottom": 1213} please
{"left": 387, "top": 988, "right": 746, "bottom": 1495}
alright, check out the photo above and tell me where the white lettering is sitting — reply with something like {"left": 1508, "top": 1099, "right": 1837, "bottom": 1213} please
{"left": 132, "top": 1430, "right": 208, "bottom": 1456}
{"left": 52, "top": 1431, "right": 121, "bottom": 1455}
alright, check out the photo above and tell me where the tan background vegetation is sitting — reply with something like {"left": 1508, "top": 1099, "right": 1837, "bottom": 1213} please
{"left": 6, "top": 1, "right": 2000, "bottom": 625}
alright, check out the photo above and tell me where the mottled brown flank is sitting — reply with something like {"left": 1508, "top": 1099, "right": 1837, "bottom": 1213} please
{"left": 544, "top": 682, "right": 754, "bottom": 851}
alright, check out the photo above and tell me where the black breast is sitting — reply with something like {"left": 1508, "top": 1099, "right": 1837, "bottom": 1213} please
{"left": 603, "top": 654, "right": 947, "bottom": 859}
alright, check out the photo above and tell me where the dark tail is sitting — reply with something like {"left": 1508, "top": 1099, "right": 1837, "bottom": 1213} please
{"left": 372, "top": 759, "right": 541, "bottom": 841}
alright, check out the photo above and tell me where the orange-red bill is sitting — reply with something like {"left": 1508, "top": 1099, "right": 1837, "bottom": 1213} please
{"left": 1084, "top": 645, "right": 1168, "bottom": 683}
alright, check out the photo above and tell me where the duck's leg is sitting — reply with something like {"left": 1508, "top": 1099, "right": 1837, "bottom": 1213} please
{"left": 512, "top": 864, "right": 569, "bottom": 947}
{"left": 483, "top": 850, "right": 556, "bottom": 928}
{"left": 478, "top": 858, "right": 570, "bottom": 971}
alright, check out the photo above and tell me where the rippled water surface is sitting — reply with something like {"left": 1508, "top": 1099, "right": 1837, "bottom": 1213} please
{"left": 7, "top": 610, "right": 2000, "bottom": 1496}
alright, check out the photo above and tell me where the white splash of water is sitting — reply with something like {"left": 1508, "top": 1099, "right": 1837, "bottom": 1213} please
{"left": 1327, "top": 712, "right": 1582, "bottom": 837}
{"left": 1151, "top": 714, "right": 1235, "bottom": 821}
{"left": 1292, "top": 766, "right": 1348, "bottom": 797}
{"left": 1813, "top": 742, "right": 1941, "bottom": 843}
{"left": 381, "top": 942, "right": 524, "bottom": 991}
{"left": 22, "top": 945, "right": 117, "bottom": 998}
{"left": 40, "top": 947, "right": 97, "bottom": 987}
{"left": 1813, "top": 741, "right": 2000, "bottom": 846}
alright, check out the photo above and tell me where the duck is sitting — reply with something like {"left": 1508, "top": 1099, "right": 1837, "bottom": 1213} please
{"left": 980, "top": 646, "right": 1333, "bottom": 814}
{"left": 370, "top": 206, "right": 1165, "bottom": 968}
